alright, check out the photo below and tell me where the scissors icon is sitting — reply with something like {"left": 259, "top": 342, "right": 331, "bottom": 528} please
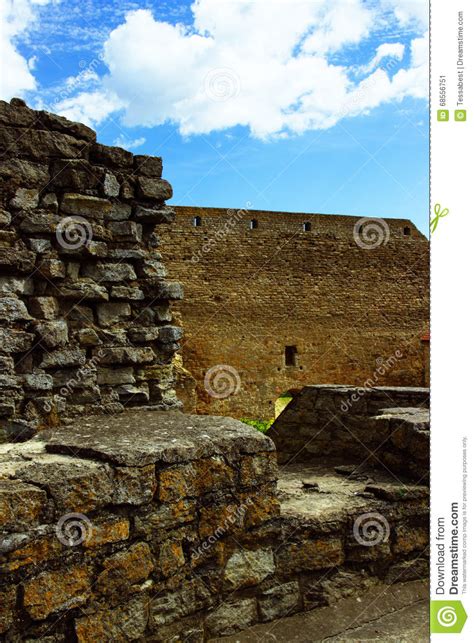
{"left": 430, "top": 203, "right": 449, "bottom": 234}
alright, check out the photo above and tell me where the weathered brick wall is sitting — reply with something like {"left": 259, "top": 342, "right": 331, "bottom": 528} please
{"left": 0, "top": 411, "right": 428, "bottom": 640}
{"left": 0, "top": 99, "right": 183, "bottom": 429}
{"left": 159, "top": 206, "right": 429, "bottom": 419}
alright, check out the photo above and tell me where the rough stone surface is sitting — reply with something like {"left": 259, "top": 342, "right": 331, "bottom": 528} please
{"left": 0, "top": 98, "right": 181, "bottom": 425}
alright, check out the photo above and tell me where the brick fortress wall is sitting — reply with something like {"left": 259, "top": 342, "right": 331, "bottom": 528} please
{"left": 159, "top": 206, "right": 430, "bottom": 419}
{"left": 0, "top": 99, "right": 183, "bottom": 430}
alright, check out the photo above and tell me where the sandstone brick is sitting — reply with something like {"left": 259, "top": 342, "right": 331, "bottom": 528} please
{"left": 37, "top": 258, "right": 66, "bottom": 280}
{"left": 0, "top": 158, "right": 50, "bottom": 187}
{"left": 95, "top": 347, "right": 155, "bottom": 365}
{"left": 28, "top": 296, "right": 59, "bottom": 319}
{"left": 55, "top": 279, "right": 109, "bottom": 301}
{"left": 159, "top": 538, "right": 186, "bottom": 577}
{"left": 106, "top": 202, "right": 132, "bottom": 221}
{"left": 0, "top": 126, "right": 87, "bottom": 160}
{"left": 23, "top": 565, "right": 91, "bottom": 620}
{"left": 2, "top": 534, "right": 62, "bottom": 572}
{"left": 393, "top": 522, "right": 429, "bottom": 554}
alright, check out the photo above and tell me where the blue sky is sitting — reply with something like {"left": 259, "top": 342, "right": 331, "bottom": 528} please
{"left": 1, "top": 0, "right": 429, "bottom": 232}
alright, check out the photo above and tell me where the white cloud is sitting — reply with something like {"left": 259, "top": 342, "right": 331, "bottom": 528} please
{"left": 113, "top": 134, "right": 146, "bottom": 150}
{"left": 0, "top": 0, "right": 54, "bottom": 98}
{"left": 357, "top": 42, "right": 405, "bottom": 75}
{"left": 2, "top": 0, "right": 428, "bottom": 138}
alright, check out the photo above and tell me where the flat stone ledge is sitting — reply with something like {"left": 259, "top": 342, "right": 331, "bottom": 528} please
{"left": 41, "top": 410, "right": 274, "bottom": 466}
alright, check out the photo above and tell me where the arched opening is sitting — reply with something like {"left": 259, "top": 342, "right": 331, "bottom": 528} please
{"left": 303, "top": 221, "right": 311, "bottom": 232}
{"left": 193, "top": 216, "right": 202, "bottom": 227}
{"left": 403, "top": 226, "right": 411, "bottom": 236}
{"left": 249, "top": 219, "right": 258, "bottom": 230}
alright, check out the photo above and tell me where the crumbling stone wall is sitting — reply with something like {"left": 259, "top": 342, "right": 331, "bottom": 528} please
{"left": 0, "top": 99, "right": 183, "bottom": 428}
{"left": 268, "top": 385, "right": 430, "bottom": 482}
{"left": 159, "top": 206, "right": 429, "bottom": 419}
{"left": 0, "top": 410, "right": 428, "bottom": 640}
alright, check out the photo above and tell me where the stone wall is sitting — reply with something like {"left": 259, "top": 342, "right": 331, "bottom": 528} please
{"left": 159, "top": 206, "right": 430, "bottom": 419}
{"left": 0, "top": 410, "right": 428, "bottom": 641}
{"left": 268, "top": 385, "right": 430, "bottom": 482}
{"left": 0, "top": 99, "right": 183, "bottom": 429}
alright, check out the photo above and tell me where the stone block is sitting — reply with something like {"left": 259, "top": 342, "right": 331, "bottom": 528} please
{"left": 159, "top": 538, "right": 186, "bottom": 577}
{"left": 34, "top": 320, "right": 69, "bottom": 348}
{"left": 205, "top": 598, "right": 258, "bottom": 637}
{"left": 97, "top": 367, "right": 135, "bottom": 386}
{"left": 28, "top": 238, "right": 52, "bottom": 253}
{"left": 90, "top": 142, "right": 133, "bottom": 168}
{"left": 138, "top": 259, "right": 167, "bottom": 278}
{"left": 277, "top": 538, "right": 344, "bottom": 573}
{"left": 96, "top": 542, "right": 154, "bottom": 596}
{"left": 40, "top": 348, "right": 86, "bottom": 369}
{"left": 0, "top": 480, "right": 47, "bottom": 531}
{"left": 9, "top": 187, "right": 39, "bottom": 210}
{"left": 97, "top": 302, "right": 131, "bottom": 327}
{"left": 107, "top": 220, "right": 142, "bottom": 242}
{"left": 128, "top": 327, "right": 161, "bottom": 343}
{"left": 83, "top": 517, "right": 130, "bottom": 548}
{"left": 51, "top": 159, "right": 103, "bottom": 191}
{"left": 83, "top": 262, "right": 136, "bottom": 282}
{"left": 259, "top": 581, "right": 300, "bottom": 621}
{"left": 0, "top": 158, "right": 50, "bottom": 187}
{"left": 0, "top": 586, "right": 16, "bottom": 634}
{"left": 75, "top": 596, "right": 148, "bottom": 642}
{"left": 103, "top": 172, "right": 120, "bottom": 197}
{"left": 0, "top": 126, "right": 87, "bottom": 160}
{"left": 239, "top": 452, "right": 279, "bottom": 486}
{"left": 112, "top": 464, "right": 157, "bottom": 505}
{"left": 134, "top": 205, "right": 175, "bottom": 223}
{"left": 142, "top": 280, "right": 184, "bottom": 300}
{"left": 150, "top": 578, "right": 213, "bottom": 627}
{"left": 134, "top": 154, "right": 163, "bottom": 177}
{"left": 224, "top": 548, "right": 275, "bottom": 590}
{"left": 37, "top": 258, "right": 66, "bottom": 280}
{"left": 23, "top": 565, "right": 91, "bottom": 620}
{"left": 61, "top": 193, "right": 112, "bottom": 219}
{"left": 95, "top": 347, "right": 155, "bottom": 366}
{"left": 23, "top": 373, "right": 54, "bottom": 391}
{"left": 55, "top": 279, "right": 109, "bottom": 301}
{"left": 0, "top": 277, "right": 34, "bottom": 295}
{"left": 106, "top": 202, "right": 132, "bottom": 221}
{"left": 136, "top": 177, "right": 173, "bottom": 201}
{"left": 110, "top": 285, "right": 144, "bottom": 300}
{"left": 0, "top": 329, "right": 34, "bottom": 353}
{"left": 0, "top": 297, "right": 31, "bottom": 321}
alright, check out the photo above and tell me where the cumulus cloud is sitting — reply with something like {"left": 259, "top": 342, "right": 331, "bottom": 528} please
{"left": 2, "top": 0, "right": 428, "bottom": 139}
{"left": 113, "top": 134, "right": 146, "bottom": 150}
{"left": 0, "top": 0, "right": 53, "bottom": 98}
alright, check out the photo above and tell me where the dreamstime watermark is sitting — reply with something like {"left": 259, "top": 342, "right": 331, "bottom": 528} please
{"left": 340, "top": 350, "right": 403, "bottom": 412}
{"left": 190, "top": 497, "right": 254, "bottom": 561}
{"left": 204, "top": 67, "right": 241, "bottom": 102}
{"left": 204, "top": 364, "right": 241, "bottom": 399}
{"left": 353, "top": 217, "right": 390, "bottom": 249}
{"left": 56, "top": 216, "right": 93, "bottom": 250}
{"left": 191, "top": 204, "right": 251, "bottom": 263}
{"left": 56, "top": 512, "right": 92, "bottom": 546}
{"left": 44, "top": 54, "right": 106, "bottom": 114}
{"left": 43, "top": 351, "right": 104, "bottom": 413}
{"left": 353, "top": 512, "right": 390, "bottom": 546}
